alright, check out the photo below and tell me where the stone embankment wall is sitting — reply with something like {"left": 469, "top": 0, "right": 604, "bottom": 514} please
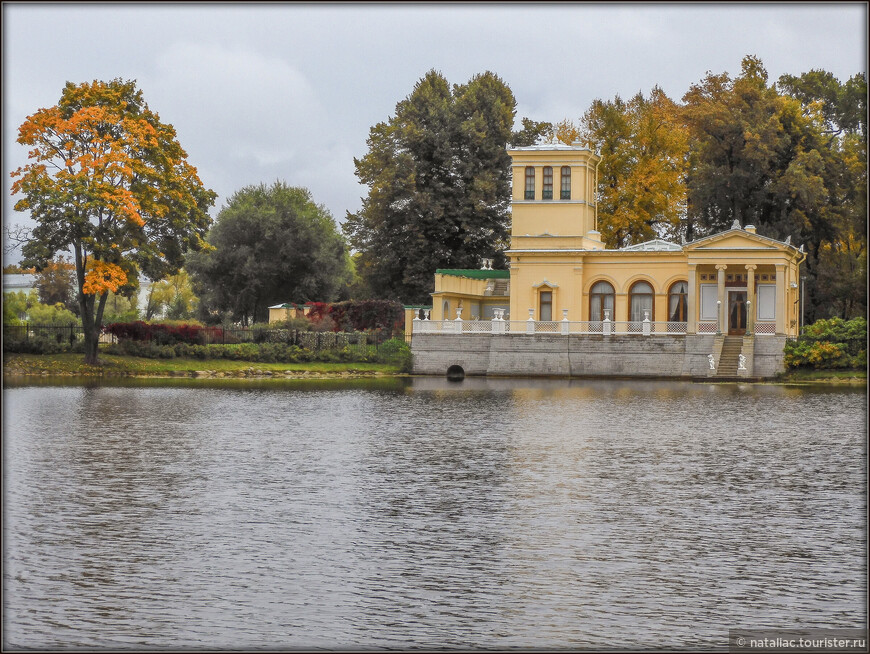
{"left": 411, "top": 334, "right": 787, "bottom": 379}
{"left": 750, "top": 335, "right": 789, "bottom": 379}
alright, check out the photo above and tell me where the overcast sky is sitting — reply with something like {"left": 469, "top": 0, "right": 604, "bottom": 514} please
{"left": 2, "top": 2, "right": 867, "bottom": 263}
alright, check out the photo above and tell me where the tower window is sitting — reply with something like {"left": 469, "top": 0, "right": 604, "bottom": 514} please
{"left": 561, "top": 166, "right": 571, "bottom": 199}
{"left": 524, "top": 167, "right": 535, "bottom": 200}
{"left": 542, "top": 167, "right": 553, "bottom": 200}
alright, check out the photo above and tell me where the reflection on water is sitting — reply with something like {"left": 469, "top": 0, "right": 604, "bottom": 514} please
{"left": 3, "top": 378, "right": 866, "bottom": 649}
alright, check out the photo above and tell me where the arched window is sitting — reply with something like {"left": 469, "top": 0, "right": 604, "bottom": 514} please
{"left": 542, "top": 166, "right": 553, "bottom": 199}
{"left": 630, "top": 281, "right": 654, "bottom": 322}
{"left": 668, "top": 281, "right": 688, "bottom": 322}
{"left": 560, "top": 166, "right": 571, "bottom": 199}
{"left": 589, "top": 281, "right": 615, "bottom": 321}
{"left": 443, "top": 300, "right": 450, "bottom": 320}
{"left": 524, "top": 167, "right": 535, "bottom": 200}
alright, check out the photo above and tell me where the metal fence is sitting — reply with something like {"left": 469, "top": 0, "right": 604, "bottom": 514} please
{"left": 4, "top": 323, "right": 87, "bottom": 345}
{"left": 4, "top": 324, "right": 411, "bottom": 352}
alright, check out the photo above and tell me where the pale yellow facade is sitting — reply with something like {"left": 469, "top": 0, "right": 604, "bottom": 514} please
{"left": 268, "top": 303, "right": 311, "bottom": 323}
{"left": 421, "top": 144, "right": 805, "bottom": 337}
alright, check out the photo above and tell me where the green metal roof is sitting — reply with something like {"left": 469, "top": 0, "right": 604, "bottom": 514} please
{"left": 436, "top": 269, "right": 510, "bottom": 279}
{"left": 403, "top": 305, "right": 432, "bottom": 309}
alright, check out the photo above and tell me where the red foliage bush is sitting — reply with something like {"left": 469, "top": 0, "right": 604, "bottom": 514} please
{"left": 104, "top": 321, "right": 225, "bottom": 345}
{"left": 301, "top": 300, "right": 404, "bottom": 333}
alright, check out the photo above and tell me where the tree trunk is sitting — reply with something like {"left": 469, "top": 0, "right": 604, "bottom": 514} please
{"left": 83, "top": 325, "right": 100, "bottom": 364}
{"left": 79, "top": 292, "right": 99, "bottom": 365}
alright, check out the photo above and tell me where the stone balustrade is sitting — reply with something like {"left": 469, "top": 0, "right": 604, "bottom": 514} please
{"left": 412, "top": 313, "right": 778, "bottom": 336}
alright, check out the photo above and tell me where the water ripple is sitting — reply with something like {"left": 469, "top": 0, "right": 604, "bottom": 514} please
{"left": 3, "top": 379, "right": 866, "bottom": 649}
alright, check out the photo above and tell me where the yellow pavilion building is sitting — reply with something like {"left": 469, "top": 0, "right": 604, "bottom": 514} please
{"left": 410, "top": 143, "right": 805, "bottom": 379}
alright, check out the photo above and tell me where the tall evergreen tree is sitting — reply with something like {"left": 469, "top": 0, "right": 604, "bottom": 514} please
{"left": 344, "top": 70, "right": 518, "bottom": 303}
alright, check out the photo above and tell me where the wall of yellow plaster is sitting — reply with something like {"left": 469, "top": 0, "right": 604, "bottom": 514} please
{"left": 509, "top": 253, "right": 689, "bottom": 322}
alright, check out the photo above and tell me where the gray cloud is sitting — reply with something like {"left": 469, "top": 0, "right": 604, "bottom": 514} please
{"left": 3, "top": 2, "right": 866, "bottom": 263}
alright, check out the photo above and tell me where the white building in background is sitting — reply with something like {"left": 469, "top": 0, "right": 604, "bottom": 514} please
{"left": 2, "top": 273, "right": 37, "bottom": 296}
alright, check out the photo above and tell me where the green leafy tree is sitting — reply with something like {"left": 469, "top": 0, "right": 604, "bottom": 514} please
{"left": 9, "top": 79, "right": 216, "bottom": 363}
{"left": 34, "top": 256, "right": 78, "bottom": 315}
{"left": 187, "top": 182, "right": 353, "bottom": 325}
{"left": 101, "top": 289, "right": 140, "bottom": 324}
{"left": 3, "top": 291, "right": 34, "bottom": 325}
{"left": 27, "top": 300, "right": 79, "bottom": 326}
{"left": 145, "top": 269, "right": 198, "bottom": 320}
{"left": 683, "top": 57, "right": 866, "bottom": 321}
{"left": 682, "top": 56, "right": 789, "bottom": 236}
{"left": 778, "top": 70, "right": 867, "bottom": 320}
{"left": 511, "top": 117, "right": 553, "bottom": 147}
{"left": 3, "top": 290, "right": 78, "bottom": 326}
{"left": 344, "top": 70, "right": 520, "bottom": 303}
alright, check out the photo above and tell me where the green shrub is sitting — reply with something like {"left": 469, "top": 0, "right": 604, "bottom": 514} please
{"left": 157, "top": 345, "right": 176, "bottom": 359}
{"left": 376, "top": 337, "right": 412, "bottom": 372}
{"left": 785, "top": 317, "right": 866, "bottom": 370}
{"left": 802, "top": 317, "right": 867, "bottom": 341}
{"left": 25, "top": 301, "right": 79, "bottom": 326}
{"left": 3, "top": 333, "right": 84, "bottom": 355}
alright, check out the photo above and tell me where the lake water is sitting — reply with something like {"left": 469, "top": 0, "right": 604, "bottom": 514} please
{"left": 2, "top": 377, "right": 867, "bottom": 650}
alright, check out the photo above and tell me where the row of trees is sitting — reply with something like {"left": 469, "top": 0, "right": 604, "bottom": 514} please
{"left": 6, "top": 61, "right": 865, "bottom": 363}
{"left": 347, "top": 58, "right": 865, "bottom": 321}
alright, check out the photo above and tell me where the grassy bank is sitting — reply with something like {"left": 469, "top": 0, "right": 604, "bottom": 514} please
{"left": 3, "top": 353, "right": 404, "bottom": 378}
{"left": 4, "top": 353, "right": 866, "bottom": 384}
{"left": 774, "top": 368, "right": 866, "bottom": 385}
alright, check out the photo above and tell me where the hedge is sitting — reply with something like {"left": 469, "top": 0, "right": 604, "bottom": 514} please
{"left": 784, "top": 317, "right": 867, "bottom": 369}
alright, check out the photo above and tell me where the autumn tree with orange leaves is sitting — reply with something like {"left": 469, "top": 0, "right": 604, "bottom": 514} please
{"left": 10, "top": 79, "right": 216, "bottom": 363}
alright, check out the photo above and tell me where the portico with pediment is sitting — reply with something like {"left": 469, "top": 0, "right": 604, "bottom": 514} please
{"left": 685, "top": 226, "right": 803, "bottom": 338}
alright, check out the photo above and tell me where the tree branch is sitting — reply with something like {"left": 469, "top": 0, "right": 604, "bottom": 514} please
{"left": 3, "top": 224, "right": 32, "bottom": 255}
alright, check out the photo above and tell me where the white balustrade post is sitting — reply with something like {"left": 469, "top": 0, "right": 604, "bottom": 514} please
{"left": 642, "top": 309, "right": 651, "bottom": 336}
{"left": 425, "top": 309, "right": 431, "bottom": 321}
{"left": 603, "top": 309, "right": 611, "bottom": 336}
{"left": 561, "top": 309, "right": 569, "bottom": 335}
{"left": 454, "top": 307, "right": 463, "bottom": 334}
{"left": 745, "top": 301, "right": 751, "bottom": 335}
{"left": 413, "top": 314, "right": 421, "bottom": 334}
{"left": 716, "top": 300, "right": 722, "bottom": 335}
{"left": 491, "top": 310, "right": 500, "bottom": 334}
{"left": 527, "top": 308, "right": 535, "bottom": 334}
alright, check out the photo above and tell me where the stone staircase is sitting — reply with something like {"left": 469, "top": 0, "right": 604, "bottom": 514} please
{"left": 491, "top": 279, "right": 509, "bottom": 296}
{"left": 716, "top": 336, "right": 743, "bottom": 378}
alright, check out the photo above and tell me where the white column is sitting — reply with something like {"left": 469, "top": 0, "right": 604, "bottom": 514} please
{"left": 716, "top": 264, "right": 727, "bottom": 334}
{"left": 775, "top": 263, "right": 786, "bottom": 335}
{"left": 561, "top": 308, "right": 569, "bottom": 335}
{"left": 745, "top": 264, "right": 756, "bottom": 334}
{"left": 687, "top": 264, "right": 697, "bottom": 334}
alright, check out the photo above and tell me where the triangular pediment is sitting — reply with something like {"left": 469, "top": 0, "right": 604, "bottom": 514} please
{"left": 685, "top": 229, "right": 792, "bottom": 252}
{"left": 621, "top": 238, "right": 682, "bottom": 252}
